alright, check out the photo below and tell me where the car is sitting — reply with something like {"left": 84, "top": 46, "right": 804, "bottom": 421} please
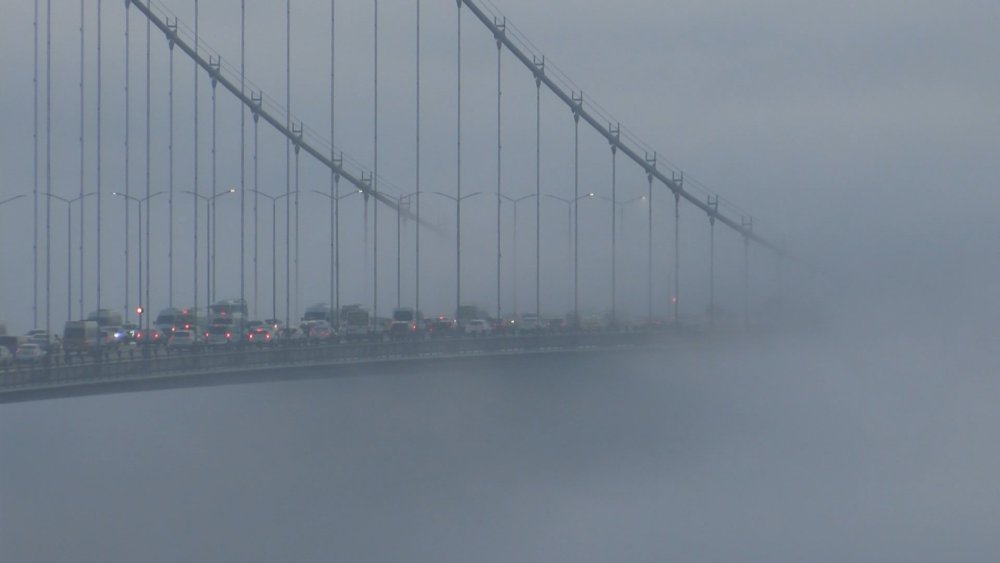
{"left": 134, "top": 327, "right": 165, "bottom": 347}
{"left": 518, "top": 314, "right": 543, "bottom": 333}
{"left": 204, "top": 325, "right": 236, "bottom": 347}
{"left": 306, "top": 321, "right": 334, "bottom": 341}
{"left": 15, "top": 343, "right": 46, "bottom": 364}
{"left": 26, "top": 329, "right": 60, "bottom": 353}
{"left": 279, "top": 327, "right": 306, "bottom": 342}
{"left": 427, "top": 316, "right": 457, "bottom": 338}
{"left": 464, "top": 319, "right": 491, "bottom": 336}
{"left": 388, "top": 320, "right": 419, "bottom": 340}
{"left": 99, "top": 328, "right": 119, "bottom": 349}
{"left": 492, "top": 318, "right": 518, "bottom": 335}
{"left": 546, "top": 317, "right": 567, "bottom": 332}
{"left": 167, "top": 330, "right": 198, "bottom": 351}
{"left": 245, "top": 327, "right": 273, "bottom": 347}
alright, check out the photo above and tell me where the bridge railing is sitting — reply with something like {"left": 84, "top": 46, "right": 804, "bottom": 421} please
{"left": 0, "top": 330, "right": 666, "bottom": 393}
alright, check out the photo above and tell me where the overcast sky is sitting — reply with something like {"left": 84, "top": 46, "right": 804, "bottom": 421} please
{"left": 1, "top": 0, "right": 997, "bottom": 332}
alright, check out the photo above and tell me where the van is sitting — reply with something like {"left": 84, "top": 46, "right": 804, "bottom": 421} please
{"left": 64, "top": 320, "right": 100, "bottom": 356}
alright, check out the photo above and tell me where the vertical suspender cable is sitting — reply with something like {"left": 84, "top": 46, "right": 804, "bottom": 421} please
{"left": 145, "top": 10, "right": 151, "bottom": 334}
{"left": 284, "top": 0, "right": 290, "bottom": 328}
{"left": 647, "top": 172, "right": 653, "bottom": 321}
{"left": 294, "top": 134, "right": 300, "bottom": 319}
{"left": 124, "top": 0, "right": 130, "bottom": 324}
{"left": 79, "top": 0, "right": 85, "bottom": 319}
{"left": 252, "top": 103, "right": 259, "bottom": 318}
{"left": 240, "top": 0, "right": 246, "bottom": 316}
{"left": 415, "top": 0, "right": 421, "bottom": 319}
{"left": 33, "top": 0, "right": 39, "bottom": 328}
{"left": 573, "top": 110, "right": 579, "bottom": 327}
{"left": 535, "top": 76, "right": 541, "bottom": 317}
{"left": 193, "top": 0, "right": 199, "bottom": 323}
{"left": 708, "top": 200, "right": 716, "bottom": 328}
{"left": 373, "top": 0, "right": 379, "bottom": 322}
{"left": 168, "top": 17, "right": 174, "bottom": 307}
{"left": 495, "top": 31, "right": 502, "bottom": 322}
{"left": 611, "top": 145, "right": 617, "bottom": 326}
{"left": 455, "top": 0, "right": 461, "bottom": 317}
{"left": 97, "top": 0, "right": 103, "bottom": 315}
{"left": 674, "top": 191, "right": 680, "bottom": 323}
{"left": 211, "top": 57, "right": 217, "bottom": 305}
{"left": 45, "top": 0, "right": 51, "bottom": 336}
{"left": 330, "top": 0, "right": 336, "bottom": 326}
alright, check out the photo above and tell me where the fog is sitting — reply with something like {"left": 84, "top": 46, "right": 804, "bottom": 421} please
{"left": 3, "top": 0, "right": 1000, "bottom": 560}
{"left": 2, "top": 298, "right": 999, "bottom": 561}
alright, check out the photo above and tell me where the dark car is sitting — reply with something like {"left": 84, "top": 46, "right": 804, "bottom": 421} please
{"left": 426, "top": 317, "right": 457, "bottom": 338}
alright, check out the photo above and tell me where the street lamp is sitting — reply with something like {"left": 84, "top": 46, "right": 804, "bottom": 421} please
{"left": 0, "top": 195, "right": 25, "bottom": 328}
{"left": 0, "top": 194, "right": 26, "bottom": 207}
{"left": 395, "top": 192, "right": 419, "bottom": 308}
{"left": 43, "top": 192, "right": 95, "bottom": 321}
{"left": 498, "top": 192, "right": 536, "bottom": 318}
{"left": 184, "top": 187, "right": 235, "bottom": 308}
{"left": 312, "top": 187, "right": 362, "bottom": 328}
{"left": 112, "top": 190, "right": 164, "bottom": 332}
{"left": 250, "top": 189, "right": 297, "bottom": 328}
{"left": 602, "top": 194, "right": 646, "bottom": 237}
{"left": 432, "top": 190, "right": 481, "bottom": 317}
{"left": 545, "top": 191, "right": 593, "bottom": 325}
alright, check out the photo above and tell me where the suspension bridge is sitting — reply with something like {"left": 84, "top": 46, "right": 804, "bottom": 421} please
{"left": 1, "top": 0, "right": 791, "bottom": 400}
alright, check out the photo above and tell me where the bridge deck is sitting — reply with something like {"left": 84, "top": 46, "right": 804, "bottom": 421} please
{"left": 0, "top": 330, "right": 689, "bottom": 404}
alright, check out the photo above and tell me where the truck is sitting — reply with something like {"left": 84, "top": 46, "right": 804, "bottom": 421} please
{"left": 340, "top": 305, "right": 371, "bottom": 340}
{"left": 87, "top": 308, "right": 123, "bottom": 328}
{"left": 209, "top": 298, "right": 248, "bottom": 337}
{"left": 63, "top": 320, "right": 100, "bottom": 358}
{"left": 456, "top": 304, "right": 485, "bottom": 329}
{"left": 303, "top": 303, "right": 333, "bottom": 323}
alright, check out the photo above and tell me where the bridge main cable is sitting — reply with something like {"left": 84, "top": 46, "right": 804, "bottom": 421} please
{"left": 460, "top": 0, "right": 780, "bottom": 255}
{"left": 129, "top": 0, "right": 413, "bottom": 219}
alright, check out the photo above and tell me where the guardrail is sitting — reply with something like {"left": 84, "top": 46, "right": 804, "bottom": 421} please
{"left": 0, "top": 329, "right": 670, "bottom": 396}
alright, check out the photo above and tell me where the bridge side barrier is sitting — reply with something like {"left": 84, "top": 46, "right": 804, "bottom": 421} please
{"left": 0, "top": 330, "right": 665, "bottom": 393}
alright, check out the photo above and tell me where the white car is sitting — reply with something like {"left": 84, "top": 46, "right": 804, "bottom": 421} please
{"left": 167, "top": 330, "right": 199, "bottom": 351}
{"left": 464, "top": 319, "right": 491, "bottom": 336}
{"left": 15, "top": 343, "right": 46, "bottom": 363}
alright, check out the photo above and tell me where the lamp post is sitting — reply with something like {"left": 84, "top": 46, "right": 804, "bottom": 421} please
{"left": 112, "top": 190, "right": 163, "bottom": 331}
{"left": 615, "top": 195, "right": 647, "bottom": 239}
{"left": 498, "top": 192, "right": 536, "bottom": 318}
{"left": 43, "top": 192, "right": 95, "bottom": 321}
{"left": 545, "top": 192, "right": 594, "bottom": 321}
{"left": 0, "top": 195, "right": 25, "bottom": 325}
{"left": 395, "top": 192, "right": 418, "bottom": 308}
{"left": 432, "top": 190, "right": 481, "bottom": 317}
{"left": 184, "top": 187, "right": 235, "bottom": 308}
{"left": 312, "top": 187, "right": 362, "bottom": 328}
{"left": 251, "top": 189, "right": 297, "bottom": 327}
